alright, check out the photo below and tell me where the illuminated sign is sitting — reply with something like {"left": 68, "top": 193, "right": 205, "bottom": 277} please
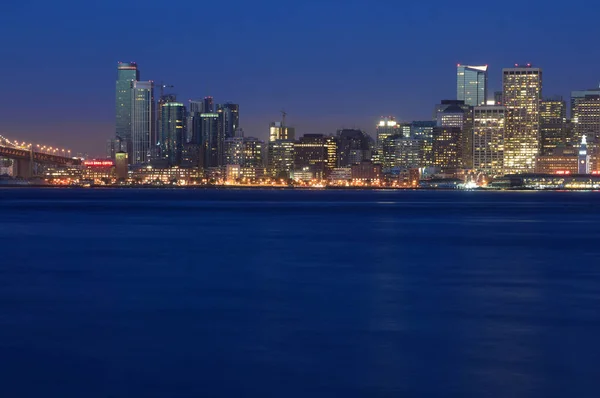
{"left": 84, "top": 160, "right": 114, "bottom": 167}
{"left": 555, "top": 171, "right": 571, "bottom": 175}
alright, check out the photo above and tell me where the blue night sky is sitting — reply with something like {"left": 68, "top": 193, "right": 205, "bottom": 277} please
{"left": 0, "top": 0, "right": 598, "bottom": 156}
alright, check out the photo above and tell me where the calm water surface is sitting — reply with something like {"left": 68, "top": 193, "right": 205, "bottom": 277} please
{"left": 1, "top": 188, "right": 599, "bottom": 397}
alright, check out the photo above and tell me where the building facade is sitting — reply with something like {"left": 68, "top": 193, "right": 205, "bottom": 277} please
{"left": 115, "top": 62, "right": 139, "bottom": 160}
{"left": 473, "top": 106, "right": 505, "bottom": 176}
{"left": 131, "top": 81, "right": 155, "bottom": 165}
{"left": 502, "top": 66, "right": 542, "bottom": 174}
{"left": 160, "top": 102, "right": 186, "bottom": 166}
{"left": 457, "top": 65, "right": 488, "bottom": 107}
{"left": 540, "top": 97, "right": 566, "bottom": 156}
{"left": 432, "top": 127, "right": 462, "bottom": 170}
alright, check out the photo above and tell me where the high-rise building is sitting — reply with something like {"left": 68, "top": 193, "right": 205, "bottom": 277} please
{"left": 131, "top": 81, "right": 155, "bottom": 165}
{"left": 393, "top": 137, "right": 422, "bottom": 170}
{"left": 432, "top": 127, "right": 462, "bottom": 170}
{"left": 502, "top": 65, "right": 542, "bottom": 174}
{"left": 243, "top": 137, "right": 265, "bottom": 168}
{"left": 411, "top": 121, "right": 436, "bottom": 167}
{"left": 540, "top": 97, "right": 566, "bottom": 156}
{"left": 473, "top": 106, "right": 505, "bottom": 176}
{"left": 200, "top": 112, "right": 221, "bottom": 169}
{"left": 160, "top": 102, "right": 186, "bottom": 166}
{"left": 157, "top": 94, "right": 177, "bottom": 156}
{"left": 269, "top": 122, "right": 295, "bottom": 141}
{"left": 435, "top": 100, "right": 473, "bottom": 168}
{"left": 572, "top": 95, "right": 600, "bottom": 172}
{"left": 224, "top": 136, "right": 244, "bottom": 166}
{"left": 293, "top": 134, "right": 337, "bottom": 179}
{"left": 115, "top": 62, "right": 139, "bottom": 159}
{"left": 571, "top": 88, "right": 600, "bottom": 119}
{"left": 457, "top": 65, "right": 488, "bottom": 106}
{"left": 336, "top": 129, "right": 371, "bottom": 167}
{"left": 115, "top": 152, "right": 128, "bottom": 180}
{"left": 375, "top": 117, "right": 401, "bottom": 164}
{"left": 217, "top": 103, "right": 240, "bottom": 140}
{"left": 268, "top": 140, "right": 295, "bottom": 179}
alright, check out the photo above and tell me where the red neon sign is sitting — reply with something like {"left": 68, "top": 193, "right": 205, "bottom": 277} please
{"left": 84, "top": 160, "right": 114, "bottom": 167}
{"left": 555, "top": 170, "right": 571, "bottom": 175}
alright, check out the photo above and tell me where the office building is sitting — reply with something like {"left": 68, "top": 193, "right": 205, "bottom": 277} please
{"left": 411, "top": 121, "right": 436, "bottom": 167}
{"left": 503, "top": 65, "right": 542, "bottom": 174}
{"left": 435, "top": 100, "right": 473, "bottom": 168}
{"left": 393, "top": 137, "right": 422, "bottom": 170}
{"left": 243, "top": 137, "right": 265, "bottom": 168}
{"left": 336, "top": 129, "right": 371, "bottom": 167}
{"left": 535, "top": 146, "right": 578, "bottom": 174}
{"left": 218, "top": 103, "right": 240, "bottom": 140}
{"left": 200, "top": 112, "right": 221, "bottom": 169}
{"left": 351, "top": 161, "right": 382, "bottom": 182}
{"left": 473, "top": 106, "right": 505, "bottom": 176}
{"left": 130, "top": 81, "right": 155, "bottom": 165}
{"left": 269, "top": 122, "right": 295, "bottom": 142}
{"left": 224, "top": 136, "right": 244, "bottom": 166}
{"left": 571, "top": 88, "right": 600, "bottom": 119}
{"left": 432, "top": 127, "right": 462, "bottom": 170}
{"left": 376, "top": 117, "right": 401, "bottom": 158}
{"left": 457, "top": 65, "right": 488, "bottom": 106}
{"left": 294, "top": 134, "right": 337, "bottom": 179}
{"left": 115, "top": 62, "right": 139, "bottom": 159}
{"left": 160, "top": 102, "right": 186, "bottom": 166}
{"left": 540, "top": 97, "right": 566, "bottom": 155}
{"left": 572, "top": 95, "right": 600, "bottom": 171}
{"left": 268, "top": 140, "right": 295, "bottom": 179}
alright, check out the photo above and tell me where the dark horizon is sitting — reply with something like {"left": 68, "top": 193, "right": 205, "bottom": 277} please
{"left": 1, "top": 0, "right": 599, "bottom": 156}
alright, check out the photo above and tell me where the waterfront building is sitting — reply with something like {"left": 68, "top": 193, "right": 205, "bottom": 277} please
{"left": 435, "top": 100, "right": 474, "bottom": 168}
{"left": 351, "top": 161, "right": 382, "bottom": 182}
{"left": 294, "top": 134, "right": 337, "bottom": 179}
{"left": 579, "top": 135, "right": 591, "bottom": 174}
{"left": 115, "top": 62, "right": 139, "bottom": 160}
{"left": 131, "top": 81, "right": 155, "bottom": 165}
{"left": 540, "top": 97, "right": 566, "bottom": 155}
{"left": 268, "top": 140, "right": 295, "bottom": 178}
{"left": 535, "top": 146, "right": 578, "bottom": 174}
{"left": 115, "top": 152, "right": 128, "bottom": 180}
{"left": 457, "top": 64, "right": 488, "bottom": 106}
{"left": 473, "top": 106, "right": 505, "bottom": 176}
{"left": 502, "top": 65, "right": 542, "bottom": 174}
{"left": 160, "top": 102, "right": 187, "bottom": 166}
{"left": 432, "top": 127, "right": 462, "bottom": 171}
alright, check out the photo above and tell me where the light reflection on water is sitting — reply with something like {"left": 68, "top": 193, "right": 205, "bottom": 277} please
{"left": 0, "top": 189, "right": 599, "bottom": 398}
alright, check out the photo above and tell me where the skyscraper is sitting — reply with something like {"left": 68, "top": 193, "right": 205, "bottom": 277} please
{"left": 457, "top": 65, "right": 488, "bottom": 107}
{"left": 131, "top": 81, "right": 155, "bottom": 165}
{"left": 473, "top": 105, "right": 505, "bottom": 176}
{"left": 502, "top": 65, "right": 542, "bottom": 174}
{"left": 571, "top": 88, "right": 600, "bottom": 119}
{"left": 336, "top": 129, "right": 371, "bottom": 167}
{"left": 579, "top": 135, "right": 591, "bottom": 174}
{"left": 160, "top": 102, "right": 186, "bottom": 166}
{"left": 410, "top": 121, "right": 436, "bottom": 167}
{"left": 435, "top": 100, "right": 474, "bottom": 168}
{"left": 540, "top": 97, "right": 566, "bottom": 155}
{"left": 217, "top": 103, "right": 240, "bottom": 140}
{"left": 115, "top": 62, "right": 139, "bottom": 159}
{"left": 200, "top": 112, "right": 221, "bottom": 169}
{"left": 572, "top": 95, "right": 600, "bottom": 172}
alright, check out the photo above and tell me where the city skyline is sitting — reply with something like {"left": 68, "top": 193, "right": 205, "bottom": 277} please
{"left": 1, "top": 1, "right": 600, "bottom": 155}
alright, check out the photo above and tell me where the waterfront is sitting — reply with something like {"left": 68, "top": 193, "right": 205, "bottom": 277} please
{"left": 1, "top": 189, "right": 599, "bottom": 397}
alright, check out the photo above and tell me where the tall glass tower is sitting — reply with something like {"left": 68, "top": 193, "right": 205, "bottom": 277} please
{"left": 457, "top": 65, "right": 488, "bottom": 107}
{"left": 160, "top": 102, "right": 186, "bottom": 166}
{"left": 115, "top": 62, "right": 139, "bottom": 158}
{"left": 131, "top": 81, "right": 155, "bottom": 165}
